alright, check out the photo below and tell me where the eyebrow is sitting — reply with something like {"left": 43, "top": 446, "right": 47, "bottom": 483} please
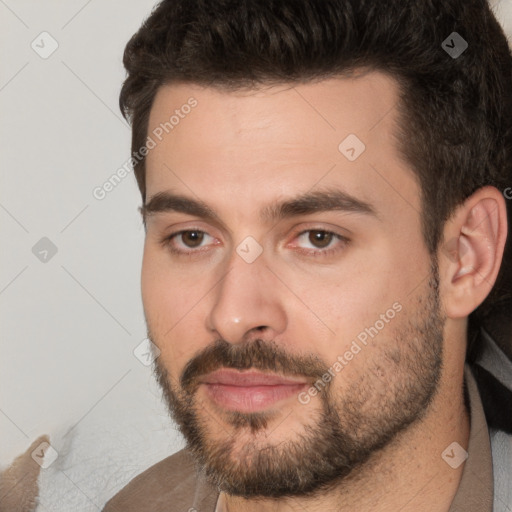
{"left": 140, "top": 188, "right": 378, "bottom": 227}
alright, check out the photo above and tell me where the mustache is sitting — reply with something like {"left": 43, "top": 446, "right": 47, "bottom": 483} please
{"left": 179, "top": 338, "right": 329, "bottom": 394}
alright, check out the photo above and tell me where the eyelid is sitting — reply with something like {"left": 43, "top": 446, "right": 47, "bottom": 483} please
{"left": 287, "top": 228, "right": 350, "bottom": 255}
{"left": 160, "top": 224, "right": 350, "bottom": 260}
{"left": 160, "top": 227, "right": 216, "bottom": 254}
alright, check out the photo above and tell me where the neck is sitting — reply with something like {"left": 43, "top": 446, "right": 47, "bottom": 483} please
{"left": 217, "top": 361, "right": 470, "bottom": 512}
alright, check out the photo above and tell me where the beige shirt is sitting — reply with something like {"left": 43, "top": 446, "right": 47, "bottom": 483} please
{"left": 103, "top": 365, "right": 493, "bottom": 512}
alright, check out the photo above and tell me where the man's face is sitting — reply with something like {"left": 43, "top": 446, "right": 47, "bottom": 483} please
{"left": 141, "top": 73, "right": 445, "bottom": 496}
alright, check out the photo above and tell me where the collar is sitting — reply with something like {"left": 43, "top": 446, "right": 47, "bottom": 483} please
{"left": 448, "top": 364, "right": 493, "bottom": 511}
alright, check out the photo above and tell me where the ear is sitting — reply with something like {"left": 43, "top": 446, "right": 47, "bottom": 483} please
{"left": 439, "top": 186, "right": 508, "bottom": 319}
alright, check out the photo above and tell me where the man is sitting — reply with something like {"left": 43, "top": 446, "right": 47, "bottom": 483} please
{"left": 103, "top": 0, "right": 512, "bottom": 511}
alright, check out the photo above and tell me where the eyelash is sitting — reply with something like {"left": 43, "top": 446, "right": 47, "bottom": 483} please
{"left": 159, "top": 227, "right": 350, "bottom": 258}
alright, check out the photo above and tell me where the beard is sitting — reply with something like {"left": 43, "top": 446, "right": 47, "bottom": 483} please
{"left": 149, "top": 260, "right": 444, "bottom": 498}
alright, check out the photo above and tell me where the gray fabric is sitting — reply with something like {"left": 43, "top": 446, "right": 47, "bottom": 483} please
{"left": 475, "top": 328, "right": 512, "bottom": 512}
{"left": 476, "top": 329, "right": 512, "bottom": 391}
{"left": 490, "top": 429, "right": 512, "bottom": 512}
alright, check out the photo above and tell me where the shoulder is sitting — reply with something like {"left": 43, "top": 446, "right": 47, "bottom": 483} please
{"left": 102, "top": 448, "right": 206, "bottom": 512}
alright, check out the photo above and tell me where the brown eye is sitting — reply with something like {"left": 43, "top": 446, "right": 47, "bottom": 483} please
{"left": 181, "top": 230, "right": 205, "bottom": 248}
{"left": 308, "top": 230, "right": 333, "bottom": 248}
{"left": 161, "top": 228, "right": 216, "bottom": 257}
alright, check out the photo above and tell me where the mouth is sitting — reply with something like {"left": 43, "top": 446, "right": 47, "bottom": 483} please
{"left": 198, "top": 369, "right": 310, "bottom": 413}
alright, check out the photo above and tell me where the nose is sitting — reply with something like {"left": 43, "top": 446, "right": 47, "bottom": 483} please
{"left": 205, "top": 248, "right": 287, "bottom": 344}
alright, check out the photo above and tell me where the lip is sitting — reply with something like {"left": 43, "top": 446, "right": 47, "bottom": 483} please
{"left": 200, "top": 369, "right": 308, "bottom": 386}
{"left": 199, "top": 369, "right": 309, "bottom": 413}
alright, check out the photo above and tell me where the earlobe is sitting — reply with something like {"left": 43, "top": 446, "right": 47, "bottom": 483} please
{"left": 441, "top": 187, "right": 508, "bottom": 318}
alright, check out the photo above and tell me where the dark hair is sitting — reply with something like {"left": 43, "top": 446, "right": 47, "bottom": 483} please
{"left": 120, "top": 0, "right": 512, "bottom": 356}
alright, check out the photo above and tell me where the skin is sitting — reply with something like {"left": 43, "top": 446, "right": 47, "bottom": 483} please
{"left": 140, "top": 72, "right": 507, "bottom": 511}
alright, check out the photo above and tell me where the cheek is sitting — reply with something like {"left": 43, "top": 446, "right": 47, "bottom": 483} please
{"left": 291, "top": 247, "right": 423, "bottom": 366}
{"left": 141, "top": 245, "right": 193, "bottom": 322}
{"left": 141, "top": 246, "right": 168, "bottom": 321}
{"left": 141, "top": 245, "right": 209, "bottom": 369}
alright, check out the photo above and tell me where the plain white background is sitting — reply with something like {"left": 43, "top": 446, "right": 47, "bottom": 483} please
{"left": 1, "top": 1, "right": 511, "bottom": 510}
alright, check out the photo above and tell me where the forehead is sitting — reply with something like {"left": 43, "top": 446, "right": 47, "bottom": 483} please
{"left": 144, "top": 71, "right": 420, "bottom": 224}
